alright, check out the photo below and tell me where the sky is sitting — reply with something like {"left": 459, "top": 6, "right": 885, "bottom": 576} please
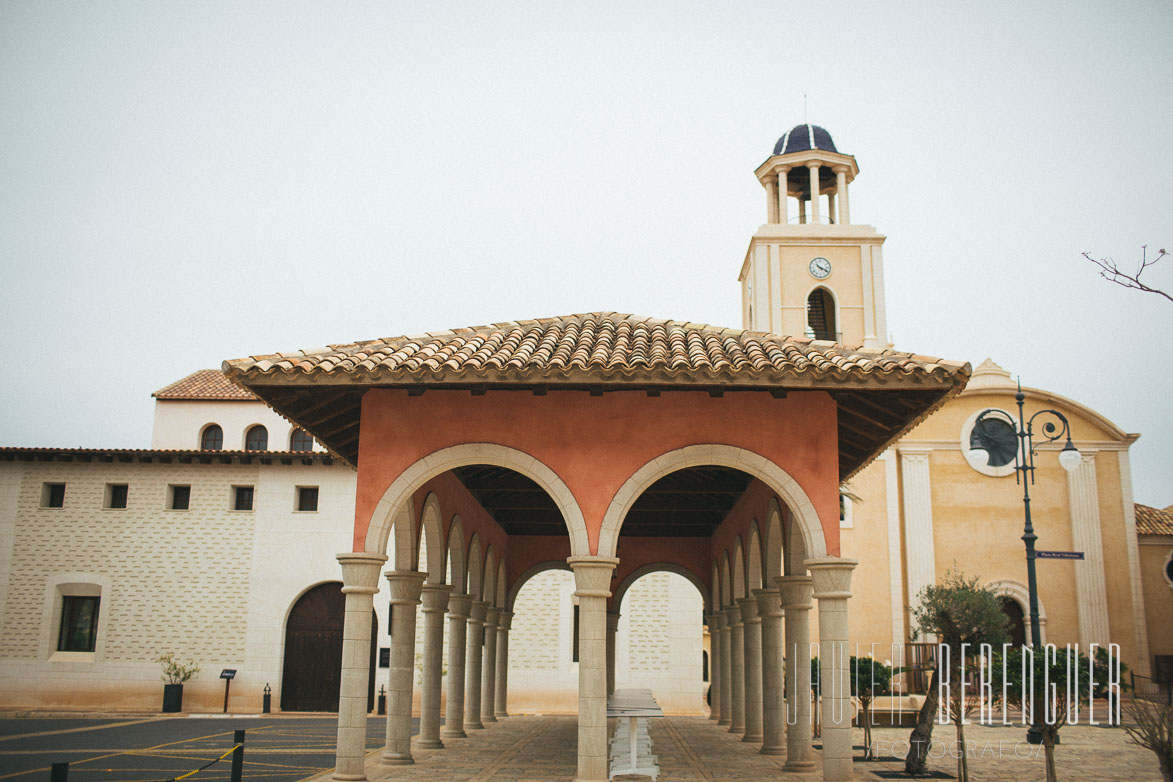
{"left": 1, "top": 1, "right": 1170, "bottom": 505}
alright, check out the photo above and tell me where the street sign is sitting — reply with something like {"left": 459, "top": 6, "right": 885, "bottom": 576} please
{"left": 220, "top": 669, "right": 237, "bottom": 679}
{"left": 1036, "top": 551, "right": 1084, "bottom": 560}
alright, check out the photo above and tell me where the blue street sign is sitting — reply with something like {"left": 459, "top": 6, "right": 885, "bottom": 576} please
{"left": 1036, "top": 551, "right": 1084, "bottom": 560}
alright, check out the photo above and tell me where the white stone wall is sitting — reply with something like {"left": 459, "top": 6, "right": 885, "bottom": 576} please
{"left": 151, "top": 399, "right": 323, "bottom": 451}
{"left": 617, "top": 573, "right": 705, "bottom": 714}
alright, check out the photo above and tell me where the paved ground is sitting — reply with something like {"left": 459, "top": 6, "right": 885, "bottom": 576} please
{"left": 0, "top": 716, "right": 394, "bottom": 782}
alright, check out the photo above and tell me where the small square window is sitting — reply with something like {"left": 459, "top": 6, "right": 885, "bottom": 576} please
{"left": 168, "top": 485, "right": 190, "bottom": 511}
{"left": 296, "top": 486, "right": 319, "bottom": 512}
{"left": 105, "top": 484, "right": 128, "bottom": 509}
{"left": 41, "top": 483, "right": 66, "bottom": 508}
{"left": 57, "top": 595, "right": 100, "bottom": 652}
{"left": 233, "top": 485, "right": 254, "bottom": 511}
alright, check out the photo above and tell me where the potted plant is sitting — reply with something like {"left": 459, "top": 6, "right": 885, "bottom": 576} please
{"left": 157, "top": 653, "right": 200, "bottom": 713}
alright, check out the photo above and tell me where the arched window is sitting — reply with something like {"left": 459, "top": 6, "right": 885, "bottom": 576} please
{"left": 806, "top": 287, "right": 837, "bottom": 341}
{"left": 290, "top": 428, "right": 314, "bottom": 452}
{"left": 200, "top": 424, "right": 223, "bottom": 451}
{"left": 245, "top": 425, "right": 268, "bottom": 451}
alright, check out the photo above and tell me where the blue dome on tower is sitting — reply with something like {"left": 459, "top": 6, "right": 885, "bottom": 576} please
{"left": 772, "top": 124, "right": 838, "bottom": 156}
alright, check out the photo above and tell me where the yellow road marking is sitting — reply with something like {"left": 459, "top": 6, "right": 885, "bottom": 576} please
{"left": 0, "top": 719, "right": 164, "bottom": 743}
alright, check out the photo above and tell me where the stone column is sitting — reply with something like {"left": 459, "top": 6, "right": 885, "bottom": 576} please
{"left": 382, "top": 570, "right": 425, "bottom": 765}
{"left": 807, "top": 558, "right": 857, "bottom": 782}
{"left": 416, "top": 583, "right": 452, "bottom": 750}
{"left": 481, "top": 606, "right": 500, "bottom": 724}
{"left": 766, "top": 177, "right": 779, "bottom": 224}
{"left": 494, "top": 611, "right": 513, "bottom": 718}
{"left": 834, "top": 166, "right": 850, "bottom": 224}
{"left": 705, "top": 612, "right": 722, "bottom": 721}
{"left": 568, "top": 556, "right": 619, "bottom": 782}
{"left": 777, "top": 574, "right": 815, "bottom": 773}
{"left": 798, "top": 196, "right": 807, "bottom": 224}
{"left": 441, "top": 594, "right": 471, "bottom": 739}
{"left": 332, "top": 553, "right": 386, "bottom": 782}
{"left": 606, "top": 612, "right": 621, "bottom": 696}
{"left": 753, "top": 587, "right": 785, "bottom": 755}
{"left": 464, "top": 601, "right": 488, "bottom": 730}
{"left": 718, "top": 609, "right": 733, "bottom": 726}
{"left": 808, "top": 162, "right": 821, "bottom": 223}
{"left": 777, "top": 168, "right": 790, "bottom": 224}
{"left": 725, "top": 605, "right": 745, "bottom": 735}
{"left": 738, "top": 597, "right": 763, "bottom": 744}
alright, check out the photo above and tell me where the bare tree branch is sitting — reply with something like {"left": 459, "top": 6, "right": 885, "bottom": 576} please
{"left": 1083, "top": 245, "right": 1172, "bottom": 303}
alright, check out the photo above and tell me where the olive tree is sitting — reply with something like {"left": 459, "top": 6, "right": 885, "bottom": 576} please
{"left": 850, "top": 655, "right": 892, "bottom": 759}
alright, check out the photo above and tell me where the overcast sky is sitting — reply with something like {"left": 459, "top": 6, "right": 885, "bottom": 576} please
{"left": 1, "top": 2, "right": 1169, "bottom": 505}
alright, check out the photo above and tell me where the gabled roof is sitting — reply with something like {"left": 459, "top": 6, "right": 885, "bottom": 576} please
{"left": 154, "top": 369, "right": 257, "bottom": 401}
{"left": 1136, "top": 503, "right": 1173, "bottom": 536}
{"left": 223, "top": 312, "right": 971, "bottom": 474}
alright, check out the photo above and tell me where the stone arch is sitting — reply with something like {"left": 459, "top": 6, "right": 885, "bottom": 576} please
{"left": 447, "top": 515, "right": 467, "bottom": 595}
{"left": 597, "top": 444, "right": 827, "bottom": 563}
{"left": 784, "top": 509, "right": 810, "bottom": 576}
{"left": 763, "top": 499, "right": 784, "bottom": 582}
{"left": 364, "top": 443, "right": 589, "bottom": 558}
{"left": 420, "top": 493, "right": 445, "bottom": 584}
{"left": 747, "top": 522, "right": 763, "bottom": 592}
{"left": 483, "top": 547, "right": 497, "bottom": 607}
{"left": 720, "top": 553, "right": 732, "bottom": 608}
{"left": 612, "top": 563, "right": 710, "bottom": 614}
{"left": 506, "top": 561, "right": 573, "bottom": 612}
{"left": 467, "top": 534, "right": 483, "bottom": 601}
{"left": 988, "top": 579, "right": 1047, "bottom": 645}
{"left": 391, "top": 501, "right": 417, "bottom": 571}
{"left": 710, "top": 561, "right": 720, "bottom": 610}
{"left": 495, "top": 559, "right": 507, "bottom": 608}
{"left": 731, "top": 537, "right": 746, "bottom": 600}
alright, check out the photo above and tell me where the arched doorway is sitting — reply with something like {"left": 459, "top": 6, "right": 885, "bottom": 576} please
{"left": 281, "top": 582, "right": 377, "bottom": 712}
{"left": 1000, "top": 596, "right": 1027, "bottom": 648}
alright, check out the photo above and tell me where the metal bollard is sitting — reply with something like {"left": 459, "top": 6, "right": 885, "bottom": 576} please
{"left": 230, "top": 729, "right": 244, "bottom": 782}
{"left": 50, "top": 763, "right": 68, "bottom": 782}
{"left": 262, "top": 683, "right": 271, "bottom": 714}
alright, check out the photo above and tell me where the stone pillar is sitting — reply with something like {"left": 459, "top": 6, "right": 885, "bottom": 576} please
{"left": 1067, "top": 452, "right": 1112, "bottom": 648}
{"left": 481, "top": 606, "right": 500, "bottom": 724}
{"left": 777, "top": 168, "right": 790, "bottom": 224}
{"left": 766, "top": 177, "right": 779, "bottom": 224}
{"left": 494, "top": 610, "right": 513, "bottom": 717}
{"left": 382, "top": 570, "right": 425, "bottom": 764}
{"left": 827, "top": 189, "right": 836, "bottom": 224}
{"left": 332, "top": 553, "right": 386, "bottom": 782}
{"left": 416, "top": 583, "right": 452, "bottom": 750}
{"left": 464, "top": 601, "right": 488, "bottom": 730}
{"left": 798, "top": 196, "right": 807, "bottom": 224}
{"left": 705, "top": 612, "right": 722, "bottom": 721}
{"left": 606, "top": 612, "right": 621, "bottom": 696}
{"left": 753, "top": 587, "right": 785, "bottom": 755}
{"left": 737, "top": 597, "right": 763, "bottom": 744}
{"left": 718, "top": 609, "right": 733, "bottom": 726}
{"left": 568, "top": 556, "right": 619, "bottom": 782}
{"left": 834, "top": 166, "right": 850, "bottom": 224}
{"left": 441, "top": 594, "right": 472, "bottom": 739}
{"left": 777, "top": 574, "right": 815, "bottom": 773}
{"left": 807, "top": 558, "right": 857, "bottom": 782}
{"left": 900, "top": 448, "right": 936, "bottom": 628}
{"left": 808, "top": 163, "right": 821, "bottom": 223}
{"left": 725, "top": 605, "right": 745, "bottom": 735}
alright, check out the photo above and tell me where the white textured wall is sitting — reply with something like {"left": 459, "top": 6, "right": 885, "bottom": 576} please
{"left": 151, "top": 399, "right": 322, "bottom": 451}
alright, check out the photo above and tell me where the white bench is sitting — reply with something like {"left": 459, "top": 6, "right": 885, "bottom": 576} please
{"left": 608, "top": 689, "right": 662, "bottom": 781}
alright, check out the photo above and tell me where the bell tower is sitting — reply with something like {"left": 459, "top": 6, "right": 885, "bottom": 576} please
{"left": 738, "top": 124, "right": 889, "bottom": 349}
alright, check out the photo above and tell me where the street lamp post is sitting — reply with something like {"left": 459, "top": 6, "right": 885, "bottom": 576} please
{"left": 966, "top": 381, "right": 1081, "bottom": 742}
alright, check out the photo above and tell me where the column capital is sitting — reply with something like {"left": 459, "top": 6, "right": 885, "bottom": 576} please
{"left": 805, "top": 557, "right": 858, "bottom": 599}
{"left": 497, "top": 610, "right": 514, "bottom": 630}
{"left": 447, "top": 593, "right": 473, "bottom": 618}
{"left": 384, "top": 570, "right": 426, "bottom": 604}
{"left": 832, "top": 164, "right": 850, "bottom": 174}
{"left": 484, "top": 606, "right": 502, "bottom": 626}
{"left": 775, "top": 164, "right": 791, "bottom": 175}
{"left": 723, "top": 605, "right": 743, "bottom": 627}
{"left": 567, "top": 556, "right": 619, "bottom": 598}
{"left": 337, "top": 552, "right": 387, "bottom": 595}
{"left": 708, "top": 611, "right": 726, "bottom": 630}
{"left": 775, "top": 574, "right": 813, "bottom": 608}
{"left": 765, "top": 177, "right": 777, "bottom": 192}
{"left": 420, "top": 583, "right": 453, "bottom": 612}
{"left": 752, "top": 587, "right": 783, "bottom": 619}
{"left": 807, "top": 160, "right": 823, "bottom": 171}
{"left": 736, "top": 596, "right": 759, "bottom": 623}
{"left": 469, "top": 600, "right": 489, "bottom": 622}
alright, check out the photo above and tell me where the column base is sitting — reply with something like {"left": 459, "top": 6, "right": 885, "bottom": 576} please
{"left": 728, "top": 725, "right": 745, "bottom": 735}
{"left": 380, "top": 753, "right": 413, "bottom": 765}
{"left": 440, "top": 728, "right": 467, "bottom": 739}
{"left": 717, "top": 717, "right": 731, "bottom": 726}
{"left": 466, "top": 720, "right": 484, "bottom": 730}
{"left": 482, "top": 714, "right": 498, "bottom": 723}
{"left": 783, "top": 760, "right": 817, "bottom": 772}
{"left": 741, "top": 732, "right": 763, "bottom": 743}
{"left": 758, "top": 745, "right": 785, "bottom": 755}
{"left": 414, "top": 738, "right": 444, "bottom": 750}
{"left": 331, "top": 775, "right": 366, "bottom": 782}
{"left": 494, "top": 710, "right": 509, "bottom": 718}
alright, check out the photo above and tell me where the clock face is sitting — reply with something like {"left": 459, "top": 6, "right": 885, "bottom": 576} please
{"left": 809, "top": 257, "right": 832, "bottom": 279}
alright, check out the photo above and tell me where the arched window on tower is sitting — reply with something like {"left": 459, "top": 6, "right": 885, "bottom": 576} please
{"left": 200, "top": 424, "right": 223, "bottom": 451}
{"left": 290, "top": 428, "right": 314, "bottom": 452}
{"left": 806, "top": 287, "right": 838, "bottom": 342}
{"left": 245, "top": 425, "right": 268, "bottom": 451}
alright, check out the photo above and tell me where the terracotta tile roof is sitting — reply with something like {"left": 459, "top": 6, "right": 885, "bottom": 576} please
{"left": 223, "top": 312, "right": 969, "bottom": 388}
{"left": 1136, "top": 503, "right": 1173, "bottom": 535}
{"left": 154, "top": 370, "right": 257, "bottom": 401}
{"left": 0, "top": 447, "right": 338, "bottom": 465}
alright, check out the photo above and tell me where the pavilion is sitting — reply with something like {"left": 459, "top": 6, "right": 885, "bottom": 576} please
{"left": 223, "top": 312, "right": 970, "bottom": 782}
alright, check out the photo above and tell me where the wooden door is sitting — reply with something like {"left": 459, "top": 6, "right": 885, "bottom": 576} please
{"left": 281, "top": 582, "right": 377, "bottom": 711}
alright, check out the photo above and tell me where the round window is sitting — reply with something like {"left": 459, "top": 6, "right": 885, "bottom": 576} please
{"left": 970, "top": 418, "right": 1018, "bottom": 468}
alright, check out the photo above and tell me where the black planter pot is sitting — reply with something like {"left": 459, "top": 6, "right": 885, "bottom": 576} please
{"left": 162, "top": 683, "right": 184, "bottom": 713}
